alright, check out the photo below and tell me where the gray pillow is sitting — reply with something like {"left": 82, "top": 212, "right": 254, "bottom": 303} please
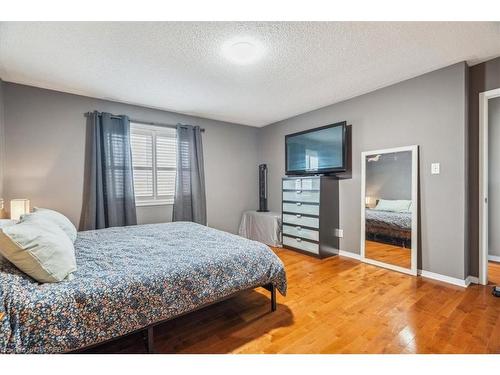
{"left": 0, "top": 218, "right": 77, "bottom": 283}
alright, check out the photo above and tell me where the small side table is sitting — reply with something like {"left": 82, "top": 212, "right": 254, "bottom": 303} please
{"left": 238, "top": 210, "right": 282, "bottom": 247}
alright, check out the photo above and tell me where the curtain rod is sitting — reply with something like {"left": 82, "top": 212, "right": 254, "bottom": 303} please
{"left": 84, "top": 112, "right": 205, "bottom": 132}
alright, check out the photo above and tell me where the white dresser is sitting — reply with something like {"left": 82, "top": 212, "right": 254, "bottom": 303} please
{"left": 281, "top": 176, "right": 340, "bottom": 258}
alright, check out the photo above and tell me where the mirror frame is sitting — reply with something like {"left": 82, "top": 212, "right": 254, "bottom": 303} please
{"left": 360, "top": 145, "right": 419, "bottom": 276}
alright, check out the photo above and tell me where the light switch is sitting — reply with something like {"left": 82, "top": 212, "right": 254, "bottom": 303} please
{"left": 431, "top": 163, "right": 440, "bottom": 175}
{"left": 335, "top": 229, "right": 344, "bottom": 238}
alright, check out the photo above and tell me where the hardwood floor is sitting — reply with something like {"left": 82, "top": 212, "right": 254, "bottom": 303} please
{"left": 365, "top": 240, "right": 411, "bottom": 269}
{"left": 489, "top": 261, "right": 500, "bottom": 285}
{"left": 86, "top": 247, "right": 500, "bottom": 354}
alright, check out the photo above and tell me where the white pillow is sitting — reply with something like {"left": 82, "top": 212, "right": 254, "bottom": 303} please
{"left": 0, "top": 221, "right": 17, "bottom": 262}
{"left": 374, "top": 199, "right": 412, "bottom": 213}
{"left": 0, "top": 219, "right": 17, "bottom": 229}
{"left": 0, "top": 218, "right": 77, "bottom": 283}
{"left": 22, "top": 208, "right": 77, "bottom": 243}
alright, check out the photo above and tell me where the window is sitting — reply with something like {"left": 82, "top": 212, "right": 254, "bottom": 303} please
{"left": 130, "top": 123, "right": 177, "bottom": 205}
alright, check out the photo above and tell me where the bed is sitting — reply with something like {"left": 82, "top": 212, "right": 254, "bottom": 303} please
{"left": 365, "top": 208, "right": 412, "bottom": 247}
{"left": 0, "top": 222, "right": 287, "bottom": 354}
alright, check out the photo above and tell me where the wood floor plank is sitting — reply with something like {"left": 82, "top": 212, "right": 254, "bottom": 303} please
{"left": 85, "top": 247, "right": 500, "bottom": 354}
{"left": 365, "top": 240, "right": 411, "bottom": 269}
{"left": 489, "top": 261, "right": 500, "bottom": 285}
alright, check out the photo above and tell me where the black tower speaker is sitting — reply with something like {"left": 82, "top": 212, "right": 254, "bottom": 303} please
{"left": 258, "top": 164, "right": 269, "bottom": 212}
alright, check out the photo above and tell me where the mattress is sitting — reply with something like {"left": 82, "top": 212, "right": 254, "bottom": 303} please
{"left": 0, "top": 222, "right": 287, "bottom": 353}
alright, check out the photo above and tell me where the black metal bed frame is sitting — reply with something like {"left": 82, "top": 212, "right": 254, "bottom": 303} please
{"left": 71, "top": 283, "right": 277, "bottom": 354}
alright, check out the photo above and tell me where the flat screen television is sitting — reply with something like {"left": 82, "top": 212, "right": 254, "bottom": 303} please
{"left": 285, "top": 121, "right": 347, "bottom": 175}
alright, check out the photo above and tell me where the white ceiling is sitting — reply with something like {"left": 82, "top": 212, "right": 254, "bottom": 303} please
{"left": 1, "top": 22, "right": 499, "bottom": 127}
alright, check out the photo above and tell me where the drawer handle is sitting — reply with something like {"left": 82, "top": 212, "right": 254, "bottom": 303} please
{"left": 296, "top": 226, "right": 301, "bottom": 231}
{"left": 295, "top": 238, "right": 302, "bottom": 242}
{"left": 296, "top": 190, "right": 302, "bottom": 194}
{"left": 296, "top": 214, "right": 302, "bottom": 218}
{"left": 296, "top": 202, "right": 302, "bottom": 206}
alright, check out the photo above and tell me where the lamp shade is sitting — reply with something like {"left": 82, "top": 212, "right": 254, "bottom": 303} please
{"left": 365, "top": 196, "right": 377, "bottom": 208}
{"left": 10, "top": 199, "right": 30, "bottom": 220}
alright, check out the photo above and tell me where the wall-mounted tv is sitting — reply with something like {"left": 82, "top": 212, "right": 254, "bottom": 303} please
{"left": 285, "top": 121, "right": 347, "bottom": 176}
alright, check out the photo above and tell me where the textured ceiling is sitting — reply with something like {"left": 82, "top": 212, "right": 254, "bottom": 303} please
{"left": 1, "top": 22, "right": 499, "bottom": 127}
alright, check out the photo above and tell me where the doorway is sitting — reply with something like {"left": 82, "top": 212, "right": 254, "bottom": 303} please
{"left": 479, "top": 88, "right": 500, "bottom": 285}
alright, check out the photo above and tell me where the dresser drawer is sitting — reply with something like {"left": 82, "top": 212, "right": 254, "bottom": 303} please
{"left": 282, "top": 202, "right": 319, "bottom": 216}
{"left": 283, "top": 224, "right": 319, "bottom": 242}
{"left": 283, "top": 235, "right": 319, "bottom": 254}
{"left": 283, "top": 190, "right": 320, "bottom": 203}
{"left": 282, "top": 213, "right": 319, "bottom": 228}
{"left": 283, "top": 178, "right": 320, "bottom": 191}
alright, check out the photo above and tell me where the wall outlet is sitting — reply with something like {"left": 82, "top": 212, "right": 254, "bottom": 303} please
{"left": 431, "top": 163, "right": 440, "bottom": 175}
{"left": 335, "top": 228, "right": 344, "bottom": 238}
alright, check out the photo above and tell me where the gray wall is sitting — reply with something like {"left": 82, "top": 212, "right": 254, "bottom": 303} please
{"left": 2, "top": 83, "right": 260, "bottom": 234}
{"left": 366, "top": 151, "right": 412, "bottom": 201}
{"left": 0, "top": 80, "right": 4, "bottom": 214}
{"left": 488, "top": 97, "right": 500, "bottom": 258}
{"left": 1, "top": 62, "right": 471, "bottom": 280}
{"left": 259, "top": 62, "right": 468, "bottom": 280}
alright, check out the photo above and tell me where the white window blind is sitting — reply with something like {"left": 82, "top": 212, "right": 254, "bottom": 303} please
{"left": 130, "top": 123, "right": 177, "bottom": 205}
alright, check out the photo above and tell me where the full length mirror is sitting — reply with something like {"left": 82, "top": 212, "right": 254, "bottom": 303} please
{"left": 361, "top": 146, "right": 418, "bottom": 275}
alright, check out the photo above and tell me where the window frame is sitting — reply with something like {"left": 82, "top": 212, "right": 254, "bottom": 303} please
{"left": 130, "top": 122, "right": 177, "bottom": 206}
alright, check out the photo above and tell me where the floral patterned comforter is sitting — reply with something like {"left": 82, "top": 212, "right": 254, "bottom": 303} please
{"left": 365, "top": 209, "right": 412, "bottom": 230}
{"left": 0, "top": 222, "right": 287, "bottom": 353}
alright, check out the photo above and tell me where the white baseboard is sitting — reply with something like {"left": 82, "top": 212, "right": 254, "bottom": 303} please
{"left": 417, "top": 270, "right": 469, "bottom": 288}
{"left": 338, "top": 250, "right": 361, "bottom": 260}
{"left": 488, "top": 254, "right": 500, "bottom": 263}
{"left": 336, "top": 250, "right": 473, "bottom": 288}
{"left": 465, "top": 275, "right": 479, "bottom": 285}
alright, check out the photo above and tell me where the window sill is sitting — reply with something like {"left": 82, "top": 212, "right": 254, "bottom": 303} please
{"left": 136, "top": 200, "right": 173, "bottom": 207}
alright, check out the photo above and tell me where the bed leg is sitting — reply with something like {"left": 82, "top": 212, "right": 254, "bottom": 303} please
{"left": 271, "top": 284, "right": 277, "bottom": 312}
{"left": 146, "top": 326, "right": 155, "bottom": 354}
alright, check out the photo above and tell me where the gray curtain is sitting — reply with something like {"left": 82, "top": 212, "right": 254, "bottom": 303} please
{"left": 80, "top": 111, "right": 137, "bottom": 230}
{"left": 173, "top": 124, "right": 207, "bottom": 225}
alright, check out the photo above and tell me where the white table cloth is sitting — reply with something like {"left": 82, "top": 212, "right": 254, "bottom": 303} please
{"left": 238, "top": 210, "right": 282, "bottom": 247}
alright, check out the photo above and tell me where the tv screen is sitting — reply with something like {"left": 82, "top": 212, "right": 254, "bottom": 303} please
{"left": 286, "top": 122, "right": 346, "bottom": 175}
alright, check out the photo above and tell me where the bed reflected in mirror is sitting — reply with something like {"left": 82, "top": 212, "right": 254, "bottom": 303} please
{"left": 361, "top": 146, "right": 418, "bottom": 275}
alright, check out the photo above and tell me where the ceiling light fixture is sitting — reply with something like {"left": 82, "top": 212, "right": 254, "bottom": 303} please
{"left": 221, "top": 37, "right": 265, "bottom": 65}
